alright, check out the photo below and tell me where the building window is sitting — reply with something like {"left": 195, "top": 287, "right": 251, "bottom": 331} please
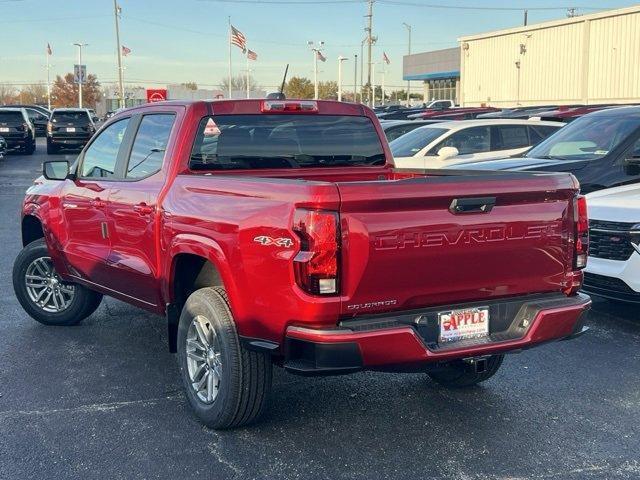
{"left": 427, "top": 78, "right": 457, "bottom": 103}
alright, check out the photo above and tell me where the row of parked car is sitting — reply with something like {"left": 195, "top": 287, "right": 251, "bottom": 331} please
{"left": 379, "top": 104, "right": 640, "bottom": 305}
{"left": 0, "top": 104, "right": 98, "bottom": 158}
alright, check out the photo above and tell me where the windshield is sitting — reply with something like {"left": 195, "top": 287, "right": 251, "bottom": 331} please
{"left": 190, "top": 115, "right": 385, "bottom": 170}
{"left": 526, "top": 114, "right": 640, "bottom": 160}
{"left": 52, "top": 111, "right": 91, "bottom": 124}
{"left": 389, "top": 126, "right": 447, "bottom": 157}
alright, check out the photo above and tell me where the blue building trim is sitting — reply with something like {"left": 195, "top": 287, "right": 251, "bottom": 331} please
{"left": 403, "top": 70, "right": 460, "bottom": 81}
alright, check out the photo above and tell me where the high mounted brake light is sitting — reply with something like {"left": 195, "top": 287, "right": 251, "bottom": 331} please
{"left": 292, "top": 209, "right": 339, "bottom": 295}
{"left": 261, "top": 100, "right": 318, "bottom": 113}
{"left": 574, "top": 195, "right": 589, "bottom": 269}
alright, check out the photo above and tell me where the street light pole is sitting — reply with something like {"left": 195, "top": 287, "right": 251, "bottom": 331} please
{"left": 113, "top": 0, "right": 125, "bottom": 109}
{"left": 73, "top": 43, "right": 88, "bottom": 108}
{"left": 353, "top": 53, "right": 358, "bottom": 102}
{"left": 403, "top": 22, "right": 412, "bottom": 107}
{"left": 337, "top": 56, "right": 347, "bottom": 102}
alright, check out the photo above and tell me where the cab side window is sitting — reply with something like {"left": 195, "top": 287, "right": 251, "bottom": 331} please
{"left": 126, "top": 114, "right": 175, "bottom": 179}
{"left": 80, "top": 118, "right": 130, "bottom": 178}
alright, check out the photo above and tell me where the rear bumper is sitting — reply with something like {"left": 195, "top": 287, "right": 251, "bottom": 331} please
{"left": 283, "top": 293, "right": 591, "bottom": 375}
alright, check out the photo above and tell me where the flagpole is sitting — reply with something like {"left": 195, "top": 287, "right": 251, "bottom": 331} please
{"left": 228, "top": 17, "right": 232, "bottom": 99}
{"left": 46, "top": 47, "right": 51, "bottom": 110}
{"left": 246, "top": 50, "right": 250, "bottom": 99}
{"left": 381, "top": 65, "right": 385, "bottom": 106}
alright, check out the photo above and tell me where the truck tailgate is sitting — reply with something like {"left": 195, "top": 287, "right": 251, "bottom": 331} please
{"left": 337, "top": 172, "right": 577, "bottom": 316}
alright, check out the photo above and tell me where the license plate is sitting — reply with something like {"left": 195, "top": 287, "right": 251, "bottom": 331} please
{"left": 0, "top": 127, "right": 9, "bottom": 132}
{"left": 66, "top": 127, "right": 76, "bottom": 132}
{"left": 439, "top": 307, "right": 489, "bottom": 343}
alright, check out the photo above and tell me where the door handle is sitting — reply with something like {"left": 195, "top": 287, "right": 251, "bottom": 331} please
{"left": 449, "top": 197, "right": 496, "bottom": 214}
{"left": 90, "top": 198, "right": 107, "bottom": 209}
{"left": 133, "top": 203, "right": 154, "bottom": 215}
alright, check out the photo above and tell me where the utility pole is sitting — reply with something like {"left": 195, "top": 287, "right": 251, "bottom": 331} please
{"left": 73, "top": 43, "right": 88, "bottom": 108}
{"left": 360, "top": 39, "right": 365, "bottom": 102}
{"left": 523, "top": 9, "right": 528, "bottom": 26}
{"left": 308, "top": 41, "right": 324, "bottom": 100}
{"left": 45, "top": 49, "right": 51, "bottom": 111}
{"left": 353, "top": 53, "right": 358, "bottom": 102}
{"left": 365, "top": 0, "right": 375, "bottom": 104}
{"left": 403, "top": 22, "right": 412, "bottom": 107}
{"left": 337, "top": 56, "right": 348, "bottom": 102}
{"left": 113, "top": 0, "right": 125, "bottom": 109}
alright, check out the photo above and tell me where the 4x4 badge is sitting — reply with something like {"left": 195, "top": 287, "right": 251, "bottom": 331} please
{"left": 254, "top": 236, "right": 293, "bottom": 248}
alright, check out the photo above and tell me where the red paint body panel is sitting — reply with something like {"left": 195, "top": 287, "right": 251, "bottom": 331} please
{"left": 20, "top": 99, "right": 588, "bottom": 369}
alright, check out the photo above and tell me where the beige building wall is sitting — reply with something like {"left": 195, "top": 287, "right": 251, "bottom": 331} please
{"left": 459, "top": 6, "right": 640, "bottom": 107}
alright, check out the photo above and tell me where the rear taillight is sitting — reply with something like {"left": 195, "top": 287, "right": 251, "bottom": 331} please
{"left": 574, "top": 195, "right": 588, "bottom": 269}
{"left": 261, "top": 100, "right": 318, "bottom": 113}
{"left": 292, "top": 209, "right": 339, "bottom": 295}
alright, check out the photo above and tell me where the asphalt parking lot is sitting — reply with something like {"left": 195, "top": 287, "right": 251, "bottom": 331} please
{"left": 0, "top": 139, "right": 639, "bottom": 480}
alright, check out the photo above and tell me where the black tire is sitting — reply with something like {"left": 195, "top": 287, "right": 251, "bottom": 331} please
{"left": 46, "top": 140, "right": 57, "bottom": 155}
{"left": 177, "top": 287, "right": 272, "bottom": 429}
{"left": 25, "top": 139, "right": 36, "bottom": 155}
{"left": 427, "top": 354, "right": 504, "bottom": 388}
{"left": 12, "top": 238, "right": 103, "bottom": 326}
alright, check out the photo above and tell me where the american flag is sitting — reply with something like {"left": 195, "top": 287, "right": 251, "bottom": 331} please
{"left": 316, "top": 50, "right": 326, "bottom": 62}
{"left": 122, "top": 45, "right": 131, "bottom": 57}
{"left": 383, "top": 51, "right": 390, "bottom": 65}
{"left": 230, "top": 25, "right": 247, "bottom": 52}
{"left": 46, "top": 43, "right": 52, "bottom": 55}
{"left": 247, "top": 49, "right": 257, "bottom": 61}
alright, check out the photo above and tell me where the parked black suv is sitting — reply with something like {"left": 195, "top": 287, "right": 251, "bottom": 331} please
{"left": 0, "top": 108, "right": 36, "bottom": 155}
{"left": 47, "top": 108, "right": 96, "bottom": 154}
{"left": 453, "top": 106, "right": 640, "bottom": 193}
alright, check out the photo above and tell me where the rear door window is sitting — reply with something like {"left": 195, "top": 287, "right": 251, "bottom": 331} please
{"left": 492, "top": 125, "right": 530, "bottom": 150}
{"left": 190, "top": 115, "right": 385, "bottom": 170}
{"left": 528, "top": 125, "right": 560, "bottom": 144}
{"left": 126, "top": 114, "right": 175, "bottom": 179}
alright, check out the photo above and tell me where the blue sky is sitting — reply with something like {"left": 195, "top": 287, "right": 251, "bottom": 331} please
{"left": 1, "top": 0, "right": 637, "bottom": 91}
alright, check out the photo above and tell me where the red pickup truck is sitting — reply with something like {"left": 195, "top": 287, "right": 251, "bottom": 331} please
{"left": 13, "top": 99, "right": 591, "bottom": 429}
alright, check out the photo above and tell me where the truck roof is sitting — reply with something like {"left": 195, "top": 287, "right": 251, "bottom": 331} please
{"left": 119, "top": 99, "right": 371, "bottom": 116}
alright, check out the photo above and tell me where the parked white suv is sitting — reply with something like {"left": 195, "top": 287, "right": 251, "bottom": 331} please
{"left": 583, "top": 183, "right": 640, "bottom": 303}
{"left": 390, "top": 119, "right": 562, "bottom": 169}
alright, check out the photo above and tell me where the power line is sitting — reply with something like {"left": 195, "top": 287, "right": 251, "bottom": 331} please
{"left": 198, "top": 0, "right": 602, "bottom": 9}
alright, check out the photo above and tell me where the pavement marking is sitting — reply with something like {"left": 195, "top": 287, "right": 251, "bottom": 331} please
{"left": 0, "top": 394, "right": 184, "bottom": 420}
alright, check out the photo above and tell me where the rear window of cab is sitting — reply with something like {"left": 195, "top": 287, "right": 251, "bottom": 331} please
{"left": 189, "top": 114, "right": 386, "bottom": 170}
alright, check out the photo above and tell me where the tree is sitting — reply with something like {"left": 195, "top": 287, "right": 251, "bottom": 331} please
{"left": 284, "top": 77, "right": 314, "bottom": 99}
{"left": 318, "top": 81, "right": 338, "bottom": 100}
{"left": 19, "top": 84, "right": 47, "bottom": 105}
{"left": 50, "top": 73, "right": 102, "bottom": 108}
{"left": 0, "top": 84, "right": 18, "bottom": 105}
{"left": 219, "top": 75, "right": 261, "bottom": 95}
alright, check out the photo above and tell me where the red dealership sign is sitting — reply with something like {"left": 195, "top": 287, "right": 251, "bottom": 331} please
{"left": 146, "top": 89, "right": 167, "bottom": 103}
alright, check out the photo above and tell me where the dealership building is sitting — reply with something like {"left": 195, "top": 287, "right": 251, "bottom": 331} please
{"left": 404, "top": 5, "right": 640, "bottom": 107}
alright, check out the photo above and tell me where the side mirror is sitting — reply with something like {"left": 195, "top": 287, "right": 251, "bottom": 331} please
{"left": 92, "top": 116, "right": 99, "bottom": 122}
{"left": 43, "top": 160, "right": 70, "bottom": 181}
{"left": 624, "top": 157, "right": 640, "bottom": 176}
{"left": 437, "top": 146, "right": 459, "bottom": 160}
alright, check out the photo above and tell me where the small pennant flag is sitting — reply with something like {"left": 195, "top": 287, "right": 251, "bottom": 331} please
{"left": 247, "top": 49, "right": 257, "bottom": 61}
{"left": 46, "top": 43, "right": 52, "bottom": 55}
{"left": 317, "top": 50, "right": 326, "bottom": 62}
{"left": 122, "top": 45, "right": 131, "bottom": 57}
{"left": 230, "top": 25, "right": 247, "bottom": 52}
{"left": 383, "top": 51, "right": 390, "bottom": 65}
